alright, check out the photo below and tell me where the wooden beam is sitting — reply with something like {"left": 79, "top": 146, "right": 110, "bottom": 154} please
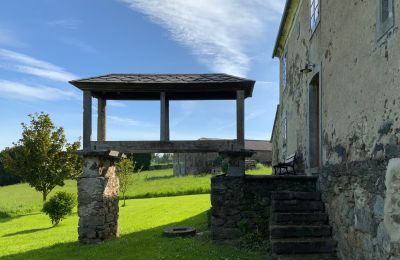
{"left": 83, "top": 91, "right": 92, "bottom": 151}
{"left": 97, "top": 98, "right": 106, "bottom": 141}
{"left": 236, "top": 90, "right": 245, "bottom": 148}
{"left": 160, "top": 92, "right": 170, "bottom": 141}
{"left": 91, "top": 140, "right": 241, "bottom": 153}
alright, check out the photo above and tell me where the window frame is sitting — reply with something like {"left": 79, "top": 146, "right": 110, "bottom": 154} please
{"left": 377, "top": 0, "right": 395, "bottom": 40}
{"left": 282, "top": 53, "right": 287, "bottom": 92}
{"left": 310, "top": 0, "right": 320, "bottom": 33}
{"left": 282, "top": 112, "right": 287, "bottom": 148}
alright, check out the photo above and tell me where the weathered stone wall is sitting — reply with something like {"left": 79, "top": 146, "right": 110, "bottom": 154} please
{"left": 78, "top": 156, "right": 119, "bottom": 244}
{"left": 318, "top": 159, "right": 400, "bottom": 259}
{"left": 210, "top": 175, "right": 317, "bottom": 240}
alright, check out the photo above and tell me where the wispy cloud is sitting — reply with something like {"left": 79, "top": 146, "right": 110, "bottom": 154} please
{"left": 61, "top": 37, "right": 96, "bottom": 54}
{"left": 0, "top": 80, "right": 79, "bottom": 101}
{"left": 122, "top": 0, "right": 285, "bottom": 77}
{"left": 0, "top": 48, "right": 77, "bottom": 81}
{"left": 107, "top": 115, "right": 141, "bottom": 126}
{"left": 48, "top": 19, "right": 81, "bottom": 30}
{"left": 0, "top": 26, "right": 22, "bottom": 47}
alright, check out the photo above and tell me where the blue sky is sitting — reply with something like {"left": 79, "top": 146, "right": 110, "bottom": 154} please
{"left": 0, "top": 0, "right": 285, "bottom": 149}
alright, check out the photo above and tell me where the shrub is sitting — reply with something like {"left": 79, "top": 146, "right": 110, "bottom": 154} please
{"left": 131, "top": 153, "right": 151, "bottom": 171}
{"left": 42, "top": 191, "right": 76, "bottom": 226}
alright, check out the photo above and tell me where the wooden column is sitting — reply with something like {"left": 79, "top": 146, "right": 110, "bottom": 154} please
{"left": 97, "top": 98, "right": 106, "bottom": 141}
{"left": 236, "top": 90, "right": 245, "bottom": 149}
{"left": 83, "top": 91, "right": 92, "bottom": 151}
{"left": 160, "top": 92, "right": 170, "bottom": 141}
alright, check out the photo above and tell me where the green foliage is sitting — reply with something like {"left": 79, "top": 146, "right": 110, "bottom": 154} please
{"left": 0, "top": 148, "right": 22, "bottom": 186}
{"left": 131, "top": 153, "right": 151, "bottom": 171}
{"left": 42, "top": 191, "right": 76, "bottom": 226}
{"left": 116, "top": 158, "right": 135, "bottom": 206}
{"left": 1, "top": 113, "right": 82, "bottom": 202}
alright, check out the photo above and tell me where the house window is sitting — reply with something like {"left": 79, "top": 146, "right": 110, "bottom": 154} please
{"left": 282, "top": 113, "right": 287, "bottom": 147}
{"left": 377, "top": 0, "right": 394, "bottom": 39}
{"left": 282, "top": 53, "right": 287, "bottom": 91}
{"left": 310, "top": 0, "right": 320, "bottom": 32}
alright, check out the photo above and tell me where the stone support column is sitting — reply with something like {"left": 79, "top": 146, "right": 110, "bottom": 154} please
{"left": 220, "top": 151, "right": 253, "bottom": 177}
{"left": 77, "top": 151, "right": 123, "bottom": 244}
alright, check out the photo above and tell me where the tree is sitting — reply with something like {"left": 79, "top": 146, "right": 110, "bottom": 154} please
{"left": 131, "top": 153, "right": 151, "bottom": 171}
{"left": 2, "top": 113, "right": 81, "bottom": 202}
{"left": 0, "top": 148, "right": 22, "bottom": 186}
{"left": 116, "top": 158, "right": 135, "bottom": 207}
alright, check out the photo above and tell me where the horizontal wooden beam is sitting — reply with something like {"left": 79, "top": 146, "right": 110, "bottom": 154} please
{"left": 91, "top": 140, "right": 243, "bottom": 153}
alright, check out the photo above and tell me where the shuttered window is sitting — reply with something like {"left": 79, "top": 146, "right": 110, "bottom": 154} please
{"left": 310, "top": 0, "right": 320, "bottom": 32}
{"left": 377, "top": 0, "right": 394, "bottom": 39}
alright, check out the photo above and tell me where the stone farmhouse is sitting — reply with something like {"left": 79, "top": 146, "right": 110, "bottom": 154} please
{"left": 272, "top": 0, "right": 400, "bottom": 259}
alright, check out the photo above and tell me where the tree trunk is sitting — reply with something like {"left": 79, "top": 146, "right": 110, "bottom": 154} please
{"left": 42, "top": 191, "right": 47, "bottom": 203}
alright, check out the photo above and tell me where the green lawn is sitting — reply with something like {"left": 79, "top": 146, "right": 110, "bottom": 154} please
{"left": 0, "top": 195, "right": 267, "bottom": 259}
{"left": 0, "top": 167, "right": 272, "bottom": 218}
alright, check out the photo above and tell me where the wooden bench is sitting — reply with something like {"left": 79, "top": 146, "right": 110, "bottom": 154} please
{"left": 273, "top": 153, "right": 296, "bottom": 175}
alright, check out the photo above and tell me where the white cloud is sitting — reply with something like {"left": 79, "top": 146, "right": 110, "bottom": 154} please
{"left": 122, "top": 0, "right": 285, "bottom": 77}
{"left": 48, "top": 19, "right": 81, "bottom": 30}
{"left": 0, "top": 80, "right": 79, "bottom": 101}
{"left": 61, "top": 37, "right": 96, "bottom": 54}
{"left": 0, "top": 27, "right": 22, "bottom": 47}
{"left": 107, "top": 115, "right": 141, "bottom": 126}
{"left": 0, "top": 48, "right": 77, "bottom": 82}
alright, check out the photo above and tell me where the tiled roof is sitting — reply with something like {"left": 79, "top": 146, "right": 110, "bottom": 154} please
{"left": 70, "top": 73, "right": 251, "bottom": 84}
{"left": 69, "top": 73, "right": 255, "bottom": 100}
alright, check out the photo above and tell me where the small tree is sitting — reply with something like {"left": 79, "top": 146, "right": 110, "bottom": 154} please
{"left": 1, "top": 113, "right": 81, "bottom": 202}
{"left": 42, "top": 191, "right": 76, "bottom": 226}
{"left": 116, "top": 158, "right": 135, "bottom": 207}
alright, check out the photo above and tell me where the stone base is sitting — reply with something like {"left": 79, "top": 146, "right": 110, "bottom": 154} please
{"left": 210, "top": 175, "right": 317, "bottom": 241}
{"left": 78, "top": 155, "right": 120, "bottom": 244}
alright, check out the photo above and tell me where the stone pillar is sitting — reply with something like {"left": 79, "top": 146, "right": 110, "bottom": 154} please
{"left": 78, "top": 152, "right": 121, "bottom": 244}
{"left": 220, "top": 151, "right": 253, "bottom": 176}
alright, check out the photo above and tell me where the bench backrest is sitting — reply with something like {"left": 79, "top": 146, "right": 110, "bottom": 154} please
{"left": 284, "top": 153, "right": 296, "bottom": 164}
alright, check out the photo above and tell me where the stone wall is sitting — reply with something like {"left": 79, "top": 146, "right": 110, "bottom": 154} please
{"left": 210, "top": 175, "right": 317, "bottom": 241}
{"left": 318, "top": 159, "right": 400, "bottom": 260}
{"left": 78, "top": 156, "right": 119, "bottom": 244}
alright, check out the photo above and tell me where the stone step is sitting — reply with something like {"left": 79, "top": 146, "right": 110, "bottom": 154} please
{"left": 272, "top": 200, "right": 325, "bottom": 213}
{"left": 271, "top": 212, "right": 328, "bottom": 225}
{"left": 271, "top": 191, "right": 321, "bottom": 201}
{"left": 271, "top": 237, "right": 336, "bottom": 255}
{"left": 276, "top": 253, "right": 338, "bottom": 260}
{"left": 270, "top": 225, "right": 331, "bottom": 239}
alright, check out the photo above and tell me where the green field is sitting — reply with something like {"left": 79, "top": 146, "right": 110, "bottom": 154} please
{"left": 0, "top": 195, "right": 267, "bottom": 259}
{"left": 0, "top": 167, "right": 272, "bottom": 217}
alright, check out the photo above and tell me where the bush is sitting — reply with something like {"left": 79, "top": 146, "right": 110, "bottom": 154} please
{"left": 42, "top": 191, "right": 76, "bottom": 226}
{"left": 131, "top": 153, "right": 151, "bottom": 171}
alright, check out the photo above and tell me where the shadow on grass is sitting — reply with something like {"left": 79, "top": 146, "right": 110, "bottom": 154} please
{"left": 122, "top": 188, "right": 210, "bottom": 200}
{"left": 1, "top": 211, "right": 267, "bottom": 260}
{"left": 144, "top": 175, "right": 175, "bottom": 181}
{"left": 2, "top": 227, "right": 53, "bottom": 237}
{"left": 0, "top": 212, "right": 42, "bottom": 224}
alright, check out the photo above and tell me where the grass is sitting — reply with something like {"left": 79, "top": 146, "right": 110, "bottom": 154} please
{"left": 0, "top": 167, "right": 272, "bottom": 218}
{"left": 0, "top": 195, "right": 267, "bottom": 259}
{"left": 246, "top": 164, "right": 273, "bottom": 175}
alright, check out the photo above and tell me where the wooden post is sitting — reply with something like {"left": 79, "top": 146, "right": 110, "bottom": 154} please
{"left": 160, "top": 92, "right": 170, "bottom": 141}
{"left": 236, "top": 90, "right": 245, "bottom": 149}
{"left": 83, "top": 91, "right": 92, "bottom": 151}
{"left": 97, "top": 98, "right": 106, "bottom": 141}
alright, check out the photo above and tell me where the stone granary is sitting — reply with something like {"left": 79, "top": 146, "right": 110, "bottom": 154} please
{"left": 69, "top": 73, "right": 256, "bottom": 244}
{"left": 173, "top": 139, "right": 272, "bottom": 176}
{"left": 272, "top": 0, "right": 400, "bottom": 259}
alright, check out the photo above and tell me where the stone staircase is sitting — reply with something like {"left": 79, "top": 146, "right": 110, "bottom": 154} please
{"left": 270, "top": 191, "right": 337, "bottom": 259}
